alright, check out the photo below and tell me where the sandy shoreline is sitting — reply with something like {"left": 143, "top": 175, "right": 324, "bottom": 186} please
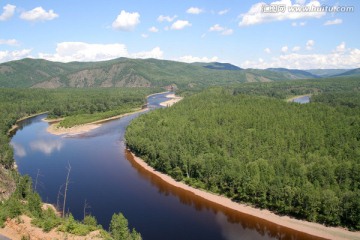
{"left": 160, "top": 94, "right": 183, "bottom": 107}
{"left": 128, "top": 152, "right": 360, "bottom": 240}
{"left": 46, "top": 108, "right": 148, "bottom": 136}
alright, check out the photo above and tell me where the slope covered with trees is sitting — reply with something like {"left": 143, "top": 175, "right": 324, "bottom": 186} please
{"left": 0, "top": 58, "right": 326, "bottom": 89}
{"left": 0, "top": 87, "right": 157, "bottom": 238}
{"left": 125, "top": 78, "right": 360, "bottom": 230}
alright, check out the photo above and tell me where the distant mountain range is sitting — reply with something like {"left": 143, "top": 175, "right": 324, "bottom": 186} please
{"left": 0, "top": 58, "right": 358, "bottom": 89}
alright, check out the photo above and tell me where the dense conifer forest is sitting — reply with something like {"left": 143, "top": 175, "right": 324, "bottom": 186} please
{"left": 126, "top": 77, "right": 360, "bottom": 230}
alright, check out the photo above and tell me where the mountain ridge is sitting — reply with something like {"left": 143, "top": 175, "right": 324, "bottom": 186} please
{"left": 0, "top": 58, "right": 357, "bottom": 89}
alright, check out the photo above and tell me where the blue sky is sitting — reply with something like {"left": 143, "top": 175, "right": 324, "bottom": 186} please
{"left": 0, "top": 0, "right": 359, "bottom": 69}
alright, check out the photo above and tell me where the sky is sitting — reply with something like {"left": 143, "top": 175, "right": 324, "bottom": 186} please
{"left": 0, "top": 0, "right": 359, "bottom": 69}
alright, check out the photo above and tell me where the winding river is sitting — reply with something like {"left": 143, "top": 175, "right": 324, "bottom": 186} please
{"left": 11, "top": 92, "right": 322, "bottom": 240}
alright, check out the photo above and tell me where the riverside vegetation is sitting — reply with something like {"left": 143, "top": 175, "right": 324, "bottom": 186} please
{"left": 125, "top": 77, "right": 360, "bottom": 230}
{"left": 0, "top": 88, "right": 157, "bottom": 239}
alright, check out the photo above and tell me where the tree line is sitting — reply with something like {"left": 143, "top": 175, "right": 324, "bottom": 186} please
{"left": 126, "top": 80, "right": 360, "bottom": 230}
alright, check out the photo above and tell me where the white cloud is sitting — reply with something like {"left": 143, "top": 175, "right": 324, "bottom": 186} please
{"left": 306, "top": 39, "right": 315, "bottom": 50}
{"left": 0, "top": 39, "right": 19, "bottom": 46}
{"left": 186, "top": 7, "right": 203, "bottom": 14}
{"left": 209, "top": 24, "right": 224, "bottom": 32}
{"left": 281, "top": 46, "right": 288, "bottom": 53}
{"left": 292, "top": 21, "right": 306, "bottom": 27}
{"left": 157, "top": 15, "right": 177, "bottom": 22}
{"left": 221, "top": 29, "right": 233, "bottom": 35}
{"left": 178, "top": 55, "right": 218, "bottom": 63}
{"left": 335, "top": 42, "right": 346, "bottom": 53}
{"left": 239, "top": 0, "right": 325, "bottom": 26}
{"left": 292, "top": 46, "right": 301, "bottom": 52}
{"left": 20, "top": 7, "right": 58, "bottom": 22}
{"left": 0, "top": 4, "right": 16, "bottom": 21}
{"left": 131, "top": 47, "right": 163, "bottom": 59}
{"left": 0, "top": 49, "right": 32, "bottom": 63}
{"left": 38, "top": 42, "right": 129, "bottom": 62}
{"left": 218, "top": 9, "right": 229, "bottom": 15}
{"left": 112, "top": 10, "right": 140, "bottom": 31}
{"left": 171, "top": 20, "right": 191, "bottom": 30}
{"left": 241, "top": 43, "right": 360, "bottom": 69}
{"left": 37, "top": 42, "right": 163, "bottom": 62}
{"left": 209, "top": 24, "right": 233, "bottom": 35}
{"left": 148, "top": 26, "right": 159, "bottom": 33}
{"left": 264, "top": 48, "right": 271, "bottom": 54}
{"left": 324, "top": 18, "right": 342, "bottom": 26}
{"left": 141, "top": 34, "right": 148, "bottom": 38}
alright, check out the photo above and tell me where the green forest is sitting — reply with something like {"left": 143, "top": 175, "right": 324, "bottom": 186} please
{"left": 0, "top": 87, "right": 156, "bottom": 238}
{"left": 126, "top": 77, "right": 360, "bottom": 230}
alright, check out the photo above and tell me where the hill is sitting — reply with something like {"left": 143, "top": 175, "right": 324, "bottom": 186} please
{"left": 191, "top": 62, "right": 242, "bottom": 70}
{"left": 333, "top": 68, "right": 360, "bottom": 77}
{"left": 0, "top": 58, "right": 313, "bottom": 89}
{"left": 266, "top": 68, "right": 320, "bottom": 79}
{"left": 305, "top": 69, "right": 350, "bottom": 77}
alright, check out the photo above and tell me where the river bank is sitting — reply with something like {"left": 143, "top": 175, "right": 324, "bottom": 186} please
{"left": 7, "top": 112, "right": 49, "bottom": 135}
{"left": 46, "top": 92, "right": 182, "bottom": 136}
{"left": 159, "top": 94, "right": 183, "bottom": 107}
{"left": 46, "top": 108, "right": 148, "bottom": 136}
{"left": 127, "top": 151, "right": 360, "bottom": 240}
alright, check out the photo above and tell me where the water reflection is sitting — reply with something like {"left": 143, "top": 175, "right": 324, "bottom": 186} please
{"left": 30, "top": 139, "right": 63, "bottom": 155}
{"left": 11, "top": 142, "right": 26, "bottom": 157}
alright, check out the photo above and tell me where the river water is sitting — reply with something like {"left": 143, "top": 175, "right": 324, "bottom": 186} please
{"left": 11, "top": 92, "right": 322, "bottom": 240}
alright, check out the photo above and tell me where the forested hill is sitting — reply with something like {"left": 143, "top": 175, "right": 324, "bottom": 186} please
{"left": 1, "top": 58, "right": 355, "bottom": 89}
{"left": 126, "top": 77, "right": 360, "bottom": 230}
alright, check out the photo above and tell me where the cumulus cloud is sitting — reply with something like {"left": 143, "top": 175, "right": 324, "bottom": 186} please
{"left": 178, "top": 55, "right": 219, "bottom": 63}
{"left": 281, "top": 46, "right": 288, "bottom": 53}
{"left": 324, "top": 18, "right": 342, "bottom": 26}
{"left": 209, "top": 24, "right": 233, "bottom": 35}
{"left": 218, "top": 9, "right": 229, "bottom": 15}
{"left": 157, "top": 15, "right": 177, "bottom": 22}
{"left": 171, "top": 20, "right": 191, "bottom": 30}
{"left": 221, "top": 29, "right": 233, "bottom": 35}
{"left": 292, "top": 46, "right": 301, "bottom": 52}
{"left": 38, "top": 42, "right": 128, "bottom": 62}
{"left": 241, "top": 42, "right": 360, "bottom": 69}
{"left": 20, "top": 7, "right": 58, "bottom": 22}
{"left": 0, "top": 39, "right": 19, "bottom": 46}
{"left": 239, "top": 0, "right": 325, "bottom": 26}
{"left": 112, "top": 10, "right": 140, "bottom": 31}
{"left": 335, "top": 42, "right": 346, "bottom": 53}
{"left": 186, "top": 7, "right": 203, "bottom": 14}
{"left": 306, "top": 40, "right": 315, "bottom": 50}
{"left": 0, "top": 49, "right": 32, "bottom": 63}
{"left": 264, "top": 48, "right": 271, "bottom": 54}
{"left": 209, "top": 24, "right": 224, "bottom": 32}
{"left": 131, "top": 47, "right": 163, "bottom": 59}
{"left": 37, "top": 42, "right": 163, "bottom": 62}
{"left": 0, "top": 4, "right": 16, "bottom": 21}
{"left": 292, "top": 21, "right": 306, "bottom": 27}
{"left": 148, "top": 26, "right": 159, "bottom": 33}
